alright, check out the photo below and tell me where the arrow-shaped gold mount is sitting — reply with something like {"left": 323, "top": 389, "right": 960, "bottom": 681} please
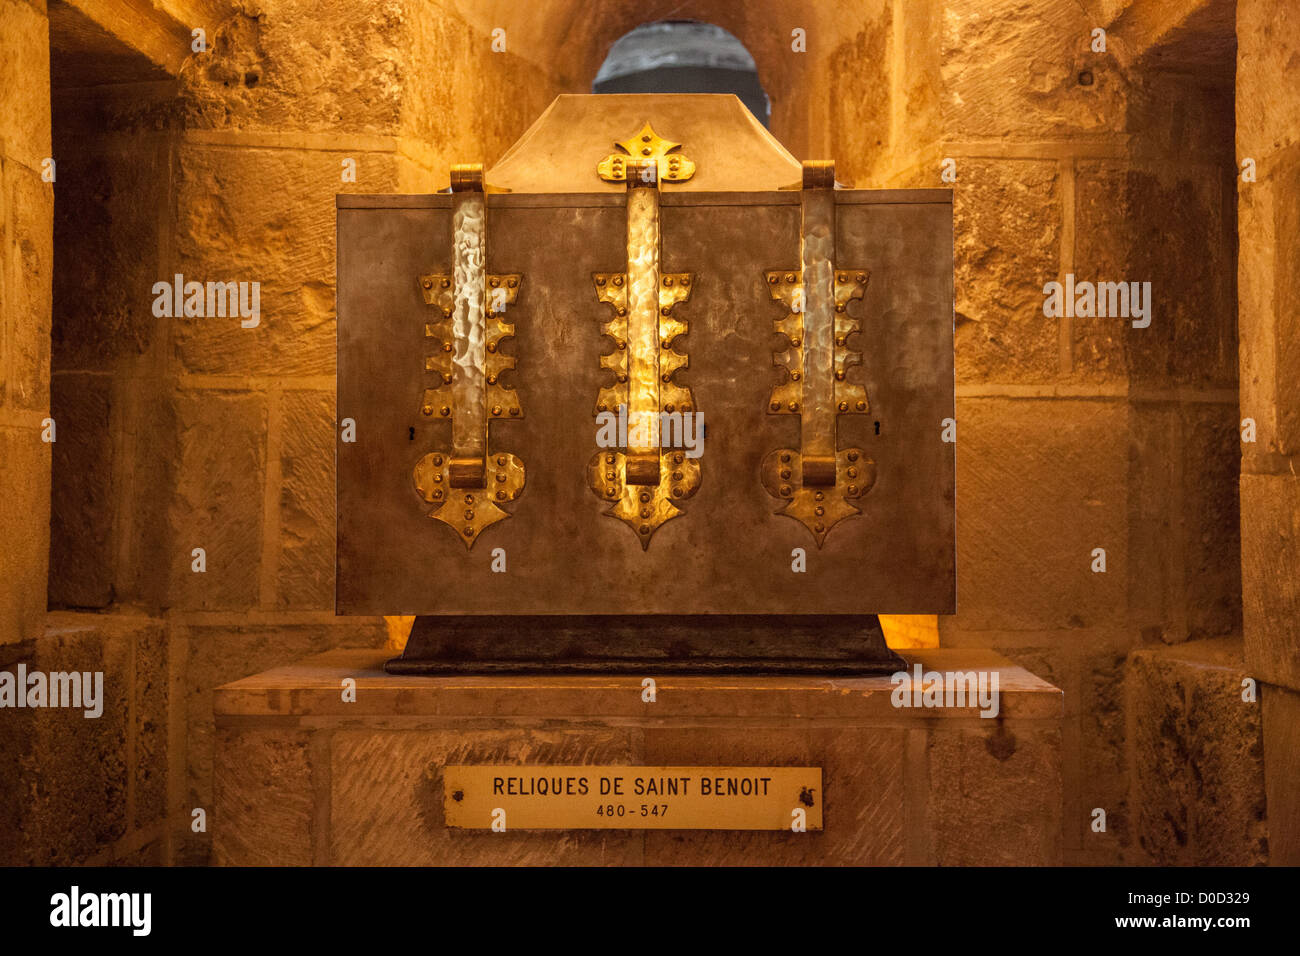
{"left": 761, "top": 160, "right": 876, "bottom": 547}
{"left": 589, "top": 127, "right": 700, "bottom": 549}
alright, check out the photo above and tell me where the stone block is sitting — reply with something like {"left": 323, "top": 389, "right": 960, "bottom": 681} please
{"left": 1241, "top": 473, "right": 1300, "bottom": 690}
{"left": 171, "top": 144, "right": 401, "bottom": 377}
{"left": 1071, "top": 160, "right": 1132, "bottom": 382}
{"left": 48, "top": 373, "right": 115, "bottom": 609}
{"left": 1261, "top": 682, "right": 1300, "bottom": 864}
{"left": 50, "top": 133, "right": 169, "bottom": 372}
{"left": 181, "top": 3, "right": 404, "bottom": 135}
{"left": 166, "top": 390, "right": 266, "bottom": 610}
{"left": 953, "top": 398, "right": 1128, "bottom": 630}
{"left": 927, "top": 723, "right": 1062, "bottom": 865}
{"left": 941, "top": 0, "right": 1129, "bottom": 139}
{"left": 1127, "top": 639, "right": 1267, "bottom": 865}
{"left": 277, "top": 390, "right": 334, "bottom": 609}
{"left": 1236, "top": 0, "right": 1300, "bottom": 162}
{"left": 19, "top": 616, "right": 132, "bottom": 865}
{"left": 5, "top": 159, "right": 54, "bottom": 409}
{"left": 0, "top": 0, "right": 52, "bottom": 169}
{"left": 213, "top": 729, "right": 313, "bottom": 866}
{"left": 0, "top": 428, "right": 50, "bottom": 646}
{"left": 953, "top": 159, "right": 1061, "bottom": 383}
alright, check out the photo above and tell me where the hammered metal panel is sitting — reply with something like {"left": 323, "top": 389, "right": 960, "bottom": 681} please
{"left": 336, "top": 193, "right": 954, "bottom": 615}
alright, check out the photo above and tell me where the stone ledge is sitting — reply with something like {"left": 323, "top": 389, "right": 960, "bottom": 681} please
{"left": 213, "top": 648, "right": 1063, "bottom": 722}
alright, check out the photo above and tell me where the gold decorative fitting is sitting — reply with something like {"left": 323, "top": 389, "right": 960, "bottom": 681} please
{"left": 761, "top": 160, "right": 875, "bottom": 547}
{"left": 597, "top": 122, "right": 696, "bottom": 184}
{"left": 413, "top": 164, "right": 525, "bottom": 548}
{"left": 589, "top": 123, "right": 700, "bottom": 549}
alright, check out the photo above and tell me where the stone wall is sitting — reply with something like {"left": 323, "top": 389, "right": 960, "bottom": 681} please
{"left": 0, "top": 0, "right": 53, "bottom": 649}
{"left": 868, "top": 0, "right": 1247, "bottom": 864}
{"left": 1237, "top": 0, "right": 1300, "bottom": 865}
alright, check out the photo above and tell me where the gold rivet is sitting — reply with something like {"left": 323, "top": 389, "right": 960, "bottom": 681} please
{"left": 848, "top": 451, "right": 859, "bottom": 462}
{"left": 639, "top": 524, "right": 650, "bottom": 534}
{"left": 815, "top": 492, "right": 824, "bottom": 502}
{"left": 785, "top": 273, "right": 795, "bottom": 283}
{"left": 673, "top": 471, "right": 682, "bottom": 481}
{"left": 497, "top": 490, "right": 506, "bottom": 500}
{"left": 613, "top": 276, "right": 623, "bottom": 287}
{"left": 443, "top": 343, "right": 452, "bottom": 352}
{"left": 422, "top": 404, "right": 433, "bottom": 415}
{"left": 836, "top": 371, "right": 845, "bottom": 380}
{"left": 490, "top": 277, "right": 500, "bottom": 288}
{"left": 791, "top": 338, "right": 802, "bottom": 347}
{"left": 856, "top": 401, "right": 866, "bottom": 410}
{"left": 510, "top": 407, "right": 520, "bottom": 416}
{"left": 433, "top": 455, "right": 443, "bottom": 465}
{"left": 432, "top": 489, "right": 442, "bottom": 499}
{"left": 768, "top": 275, "right": 778, "bottom": 285}
{"left": 856, "top": 273, "right": 866, "bottom": 283}
{"left": 464, "top": 509, "right": 474, "bottom": 520}
{"left": 617, "top": 341, "right": 626, "bottom": 350}
{"left": 662, "top": 373, "right": 671, "bottom": 383}
{"left": 848, "top": 485, "right": 858, "bottom": 495}
{"left": 497, "top": 456, "right": 506, "bottom": 466}
{"left": 780, "top": 469, "right": 791, "bottom": 480}
{"left": 463, "top": 527, "right": 473, "bottom": 537}
{"left": 664, "top": 403, "right": 675, "bottom": 413}
{"left": 433, "top": 474, "right": 443, "bottom": 483}
{"left": 641, "top": 507, "right": 652, "bottom": 518}
{"left": 598, "top": 403, "right": 608, "bottom": 412}
{"left": 791, "top": 372, "right": 801, "bottom": 381}
{"left": 440, "top": 406, "right": 450, "bottom": 416}
{"left": 770, "top": 402, "right": 781, "bottom": 411}
{"left": 640, "top": 492, "right": 651, "bottom": 503}
{"left": 442, "top": 373, "right": 452, "bottom": 383}
{"left": 492, "top": 405, "right": 502, "bottom": 416}
{"left": 464, "top": 494, "right": 474, "bottom": 504}
{"left": 837, "top": 273, "right": 846, "bottom": 282}
{"left": 847, "top": 467, "right": 858, "bottom": 479}
{"left": 421, "top": 279, "right": 432, "bottom": 289}
{"left": 789, "top": 401, "right": 799, "bottom": 411}
{"left": 441, "top": 278, "right": 450, "bottom": 288}
{"left": 496, "top": 473, "right": 506, "bottom": 483}
{"left": 596, "top": 276, "right": 606, "bottom": 286}
{"left": 835, "top": 304, "right": 846, "bottom": 313}
{"left": 674, "top": 453, "right": 684, "bottom": 464}
{"left": 673, "top": 488, "right": 683, "bottom": 498}
{"left": 606, "top": 455, "right": 615, "bottom": 465}
{"left": 815, "top": 506, "right": 824, "bottom": 516}
{"left": 487, "top": 343, "right": 497, "bottom": 353}
{"left": 487, "top": 374, "right": 497, "bottom": 384}
{"left": 780, "top": 485, "right": 792, "bottom": 496}
{"left": 663, "top": 276, "right": 673, "bottom": 286}
{"left": 815, "top": 522, "right": 825, "bottom": 533}
{"left": 508, "top": 277, "right": 518, "bottom": 288}
{"left": 606, "top": 471, "right": 615, "bottom": 481}
{"left": 838, "top": 401, "right": 848, "bottom": 411}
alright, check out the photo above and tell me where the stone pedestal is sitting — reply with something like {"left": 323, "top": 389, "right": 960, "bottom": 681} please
{"left": 213, "top": 648, "right": 1062, "bottom": 865}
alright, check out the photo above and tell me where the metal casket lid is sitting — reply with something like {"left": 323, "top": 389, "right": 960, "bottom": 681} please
{"left": 486, "top": 93, "right": 801, "bottom": 193}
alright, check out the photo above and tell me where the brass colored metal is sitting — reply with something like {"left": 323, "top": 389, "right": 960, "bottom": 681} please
{"left": 414, "top": 165, "right": 525, "bottom": 548}
{"left": 597, "top": 122, "right": 696, "bottom": 184}
{"left": 762, "top": 160, "right": 875, "bottom": 547}
{"left": 590, "top": 136, "right": 699, "bottom": 548}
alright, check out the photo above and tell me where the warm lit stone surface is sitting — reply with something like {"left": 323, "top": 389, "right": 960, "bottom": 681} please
{"left": 1126, "top": 638, "right": 1267, "bottom": 865}
{"left": 0, "top": 612, "right": 165, "bottom": 864}
{"left": 214, "top": 648, "right": 1062, "bottom": 865}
